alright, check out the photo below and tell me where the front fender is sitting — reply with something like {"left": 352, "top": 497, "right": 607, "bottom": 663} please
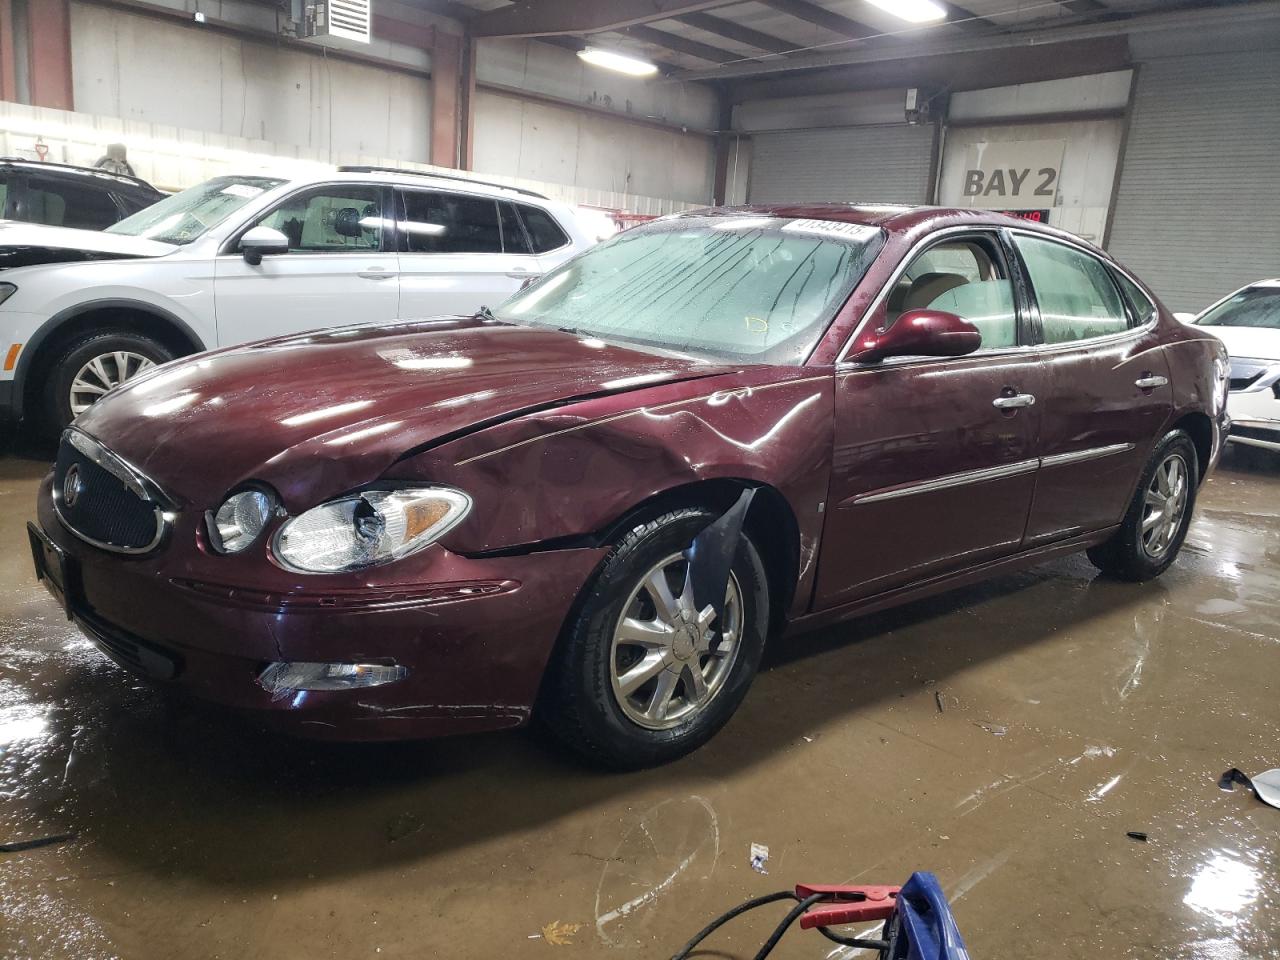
{"left": 385, "top": 370, "right": 836, "bottom": 607}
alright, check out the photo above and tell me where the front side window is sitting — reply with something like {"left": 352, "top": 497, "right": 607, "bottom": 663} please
{"left": 887, "top": 238, "right": 1018, "bottom": 350}
{"left": 1014, "top": 235, "right": 1129, "bottom": 344}
{"left": 108, "top": 175, "right": 285, "bottom": 244}
{"left": 399, "top": 190, "right": 502, "bottom": 254}
{"left": 517, "top": 204, "right": 570, "bottom": 253}
{"left": 256, "top": 186, "right": 384, "bottom": 252}
{"left": 1196, "top": 288, "right": 1280, "bottom": 330}
{"left": 496, "top": 215, "right": 885, "bottom": 365}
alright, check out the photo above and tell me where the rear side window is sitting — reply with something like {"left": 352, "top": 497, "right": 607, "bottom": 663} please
{"left": 1111, "top": 268, "right": 1156, "bottom": 325}
{"left": 517, "top": 204, "right": 570, "bottom": 253}
{"left": 499, "top": 202, "right": 532, "bottom": 255}
{"left": 1014, "top": 235, "right": 1129, "bottom": 344}
{"left": 399, "top": 190, "right": 502, "bottom": 254}
{"left": 24, "top": 176, "right": 121, "bottom": 230}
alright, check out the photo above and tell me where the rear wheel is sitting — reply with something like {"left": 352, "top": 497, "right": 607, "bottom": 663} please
{"left": 542, "top": 507, "right": 769, "bottom": 769}
{"left": 1087, "top": 430, "right": 1198, "bottom": 581}
{"left": 44, "top": 330, "right": 172, "bottom": 432}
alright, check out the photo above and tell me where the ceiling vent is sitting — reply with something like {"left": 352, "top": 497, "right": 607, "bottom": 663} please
{"left": 300, "top": 0, "right": 372, "bottom": 49}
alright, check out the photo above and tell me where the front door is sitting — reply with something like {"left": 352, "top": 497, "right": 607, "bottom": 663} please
{"left": 815, "top": 230, "right": 1046, "bottom": 609}
{"left": 1010, "top": 232, "right": 1174, "bottom": 545}
{"left": 214, "top": 183, "right": 399, "bottom": 346}
{"left": 395, "top": 189, "right": 538, "bottom": 318}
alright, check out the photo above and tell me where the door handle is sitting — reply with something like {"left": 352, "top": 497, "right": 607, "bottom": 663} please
{"left": 1135, "top": 375, "right": 1169, "bottom": 389}
{"left": 992, "top": 393, "right": 1036, "bottom": 410}
{"left": 506, "top": 271, "right": 541, "bottom": 280}
{"left": 358, "top": 267, "right": 396, "bottom": 280}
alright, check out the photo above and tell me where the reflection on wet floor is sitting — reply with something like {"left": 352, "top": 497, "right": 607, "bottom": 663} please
{"left": 1, "top": 445, "right": 1278, "bottom": 959}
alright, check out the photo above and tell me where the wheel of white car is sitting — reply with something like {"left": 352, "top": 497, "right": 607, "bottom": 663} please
{"left": 45, "top": 329, "right": 173, "bottom": 432}
{"left": 541, "top": 506, "right": 770, "bottom": 769}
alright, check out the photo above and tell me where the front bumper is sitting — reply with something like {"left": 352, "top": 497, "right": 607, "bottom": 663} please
{"left": 34, "top": 477, "right": 608, "bottom": 740}
{"left": 1226, "top": 389, "right": 1280, "bottom": 453}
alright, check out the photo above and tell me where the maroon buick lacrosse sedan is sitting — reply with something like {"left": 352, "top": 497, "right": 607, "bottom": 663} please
{"left": 30, "top": 205, "right": 1228, "bottom": 767}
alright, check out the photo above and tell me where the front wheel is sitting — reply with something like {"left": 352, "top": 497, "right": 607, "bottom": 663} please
{"left": 44, "top": 330, "right": 173, "bottom": 432}
{"left": 1087, "top": 430, "right": 1199, "bottom": 581}
{"left": 541, "top": 507, "right": 770, "bottom": 769}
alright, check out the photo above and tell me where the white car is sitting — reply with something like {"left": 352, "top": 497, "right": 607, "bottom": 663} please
{"left": 0, "top": 167, "right": 593, "bottom": 431}
{"left": 1190, "top": 279, "right": 1280, "bottom": 452}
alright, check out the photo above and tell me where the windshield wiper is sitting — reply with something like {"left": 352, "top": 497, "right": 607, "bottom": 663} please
{"left": 475, "top": 305, "right": 497, "bottom": 322}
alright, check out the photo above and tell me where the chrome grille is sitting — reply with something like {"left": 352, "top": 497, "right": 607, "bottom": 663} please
{"left": 52, "top": 431, "right": 171, "bottom": 554}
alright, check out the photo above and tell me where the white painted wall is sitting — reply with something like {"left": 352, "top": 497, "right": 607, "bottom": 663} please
{"left": 472, "top": 39, "right": 717, "bottom": 205}
{"left": 473, "top": 90, "right": 713, "bottom": 205}
{"left": 70, "top": 2, "right": 432, "bottom": 165}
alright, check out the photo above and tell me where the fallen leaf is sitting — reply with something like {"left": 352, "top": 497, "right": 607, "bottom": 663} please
{"left": 541, "top": 920, "right": 582, "bottom": 946}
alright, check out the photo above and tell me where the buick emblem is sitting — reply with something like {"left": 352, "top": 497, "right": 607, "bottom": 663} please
{"left": 63, "top": 464, "right": 84, "bottom": 508}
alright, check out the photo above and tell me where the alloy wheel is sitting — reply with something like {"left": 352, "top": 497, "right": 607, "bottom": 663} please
{"left": 69, "top": 351, "right": 156, "bottom": 416}
{"left": 609, "top": 552, "right": 743, "bottom": 731}
{"left": 1141, "top": 452, "right": 1189, "bottom": 559}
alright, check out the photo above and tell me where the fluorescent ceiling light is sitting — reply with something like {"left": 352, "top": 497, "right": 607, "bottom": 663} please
{"left": 864, "top": 0, "right": 947, "bottom": 23}
{"left": 577, "top": 47, "right": 659, "bottom": 77}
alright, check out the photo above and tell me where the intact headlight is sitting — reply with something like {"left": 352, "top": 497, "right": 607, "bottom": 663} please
{"left": 207, "top": 489, "right": 273, "bottom": 554}
{"left": 273, "top": 487, "right": 471, "bottom": 574}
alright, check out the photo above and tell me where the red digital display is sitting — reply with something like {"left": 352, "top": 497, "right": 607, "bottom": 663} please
{"left": 996, "top": 209, "right": 1051, "bottom": 223}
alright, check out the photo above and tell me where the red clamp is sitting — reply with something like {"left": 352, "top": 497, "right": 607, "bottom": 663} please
{"left": 795, "top": 883, "right": 901, "bottom": 929}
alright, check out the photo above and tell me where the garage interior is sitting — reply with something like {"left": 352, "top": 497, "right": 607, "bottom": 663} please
{"left": 1, "top": 1, "right": 1279, "bottom": 958}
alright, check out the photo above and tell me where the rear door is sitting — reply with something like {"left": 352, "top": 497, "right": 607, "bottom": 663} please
{"left": 214, "top": 183, "right": 400, "bottom": 345}
{"left": 1011, "top": 230, "right": 1173, "bottom": 545}
{"left": 815, "top": 228, "right": 1047, "bottom": 608}
{"left": 395, "top": 190, "right": 538, "bottom": 318}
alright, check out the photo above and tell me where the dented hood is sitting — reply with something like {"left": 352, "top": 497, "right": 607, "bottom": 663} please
{"left": 0, "top": 220, "right": 177, "bottom": 266}
{"left": 76, "top": 317, "right": 734, "bottom": 509}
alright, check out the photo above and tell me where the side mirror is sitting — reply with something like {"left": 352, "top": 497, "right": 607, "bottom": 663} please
{"left": 847, "top": 309, "right": 982, "bottom": 364}
{"left": 240, "top": 226, "right": 289, "bottom": 266}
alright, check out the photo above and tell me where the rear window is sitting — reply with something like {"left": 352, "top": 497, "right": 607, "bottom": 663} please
{"left": 517, "top": 204, "right": 570, "bottom": 253}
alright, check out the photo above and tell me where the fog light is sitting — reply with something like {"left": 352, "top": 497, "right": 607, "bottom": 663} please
{"left": 258, "top": 661, "right": 407, "bottom": 700}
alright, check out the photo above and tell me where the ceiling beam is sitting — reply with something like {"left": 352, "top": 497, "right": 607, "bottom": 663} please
{"left": 1058, "top": 0, "right": 1110, "bottom": 11}
{"left": 754, "top": 0, "right": 880, "bottom": 41}
{"left": 940, "top": 3, "right": 1004, "bottom": 34}
{"left": 467, "top": 1, "right": 741, "bottom": 39}
{"left": 675, "top": 0, "right": 1280, "bottom": 82}
{"left": 674, "top": 11, "right": 797, "bottom": 53}
{"left": 622, "top": 24, "right": 743, "bottom": 62}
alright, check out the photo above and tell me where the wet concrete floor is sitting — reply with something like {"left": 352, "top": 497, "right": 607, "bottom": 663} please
{"left": 1, "top": 443, "right": 1277, "bottom": 959}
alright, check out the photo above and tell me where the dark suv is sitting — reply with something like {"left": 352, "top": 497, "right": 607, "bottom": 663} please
{"left": 0, "top": 159, "right": 163, "bottom": 230}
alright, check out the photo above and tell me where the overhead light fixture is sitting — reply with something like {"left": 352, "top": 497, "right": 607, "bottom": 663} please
{"left": 577, "top": 47, "right": 659, "bottom": 77}
{"left": 865, "top": 0, "right": 947, "bottom": 23}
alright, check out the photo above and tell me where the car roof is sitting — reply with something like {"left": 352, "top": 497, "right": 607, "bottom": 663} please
{"left": 0, "top": 157, "right": 161, "bottom": 194}
{"left": 674, "top": 203, "right": 1073, "bottom": 233}
{"left": 272, "top": 166, "right": 558, "bottom": 205}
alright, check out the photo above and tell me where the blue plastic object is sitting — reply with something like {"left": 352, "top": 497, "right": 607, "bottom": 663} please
{"left": 890, "top": 871, "right": 970, "bottom": 960}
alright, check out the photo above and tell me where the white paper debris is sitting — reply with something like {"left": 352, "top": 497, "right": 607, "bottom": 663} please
{"left": 749, "top": 842, "right": 770, "bottom": 874}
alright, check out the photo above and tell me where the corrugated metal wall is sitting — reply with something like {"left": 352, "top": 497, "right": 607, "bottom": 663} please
{"left": 1108, "top": 51, "right": 1280, "bottom": 312}
{"left": 748, "top": 124, "right": 934, "bottom": 204}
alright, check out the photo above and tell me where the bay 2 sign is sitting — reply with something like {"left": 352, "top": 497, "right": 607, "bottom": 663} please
{"left": 960, "top": 138, "right": 1065, "bottom": 211}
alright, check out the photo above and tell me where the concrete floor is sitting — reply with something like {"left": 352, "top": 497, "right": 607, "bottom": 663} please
{"left": 1, "top": 443, "right": 1277, "bottom": 960}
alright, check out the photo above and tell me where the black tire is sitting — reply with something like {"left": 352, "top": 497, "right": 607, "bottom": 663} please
{"left": 1087, "top": 430, "right": 1199, "bottom": 582}
{"left": 43, "top": 329, "right": 173, "bottom": 434}
{"left": 541, "top": 506, "right": 770, "bottom": 769}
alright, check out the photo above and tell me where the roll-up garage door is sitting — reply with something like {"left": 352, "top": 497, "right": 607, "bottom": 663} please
{"left": 1108, "top": 51, "right": 1280, "bottom": 313}
{"left": 748, "top": 124, "right": 935, "bottom": 205}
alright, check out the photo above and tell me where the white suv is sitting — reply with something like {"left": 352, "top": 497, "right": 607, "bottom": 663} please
{"left": 0, "top": 166, "right": 593, "bottom": 431}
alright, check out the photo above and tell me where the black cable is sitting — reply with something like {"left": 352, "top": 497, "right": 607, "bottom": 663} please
{"left": 670, "top": 891, "right": 797, "bottom": 960}
{"left": 816, "top": 924, "right": 891, "bottom": 951}
{"left": 751, "top": 893, "right": 828, "bottom": 960}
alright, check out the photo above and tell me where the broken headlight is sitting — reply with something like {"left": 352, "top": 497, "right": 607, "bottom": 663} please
{"left": 272, "top": 487, "right": 471, "bottom": 573}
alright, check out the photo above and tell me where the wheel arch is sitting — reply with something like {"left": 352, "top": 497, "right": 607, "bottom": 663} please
{"left": 1170, "top": 410, "right": 1214, "bottom": 485}
{"left": 594, "top": 477, "right": 802, "bottom": 638}
{"left": 14, "top": 299, "right": 206, "bottom": 421}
